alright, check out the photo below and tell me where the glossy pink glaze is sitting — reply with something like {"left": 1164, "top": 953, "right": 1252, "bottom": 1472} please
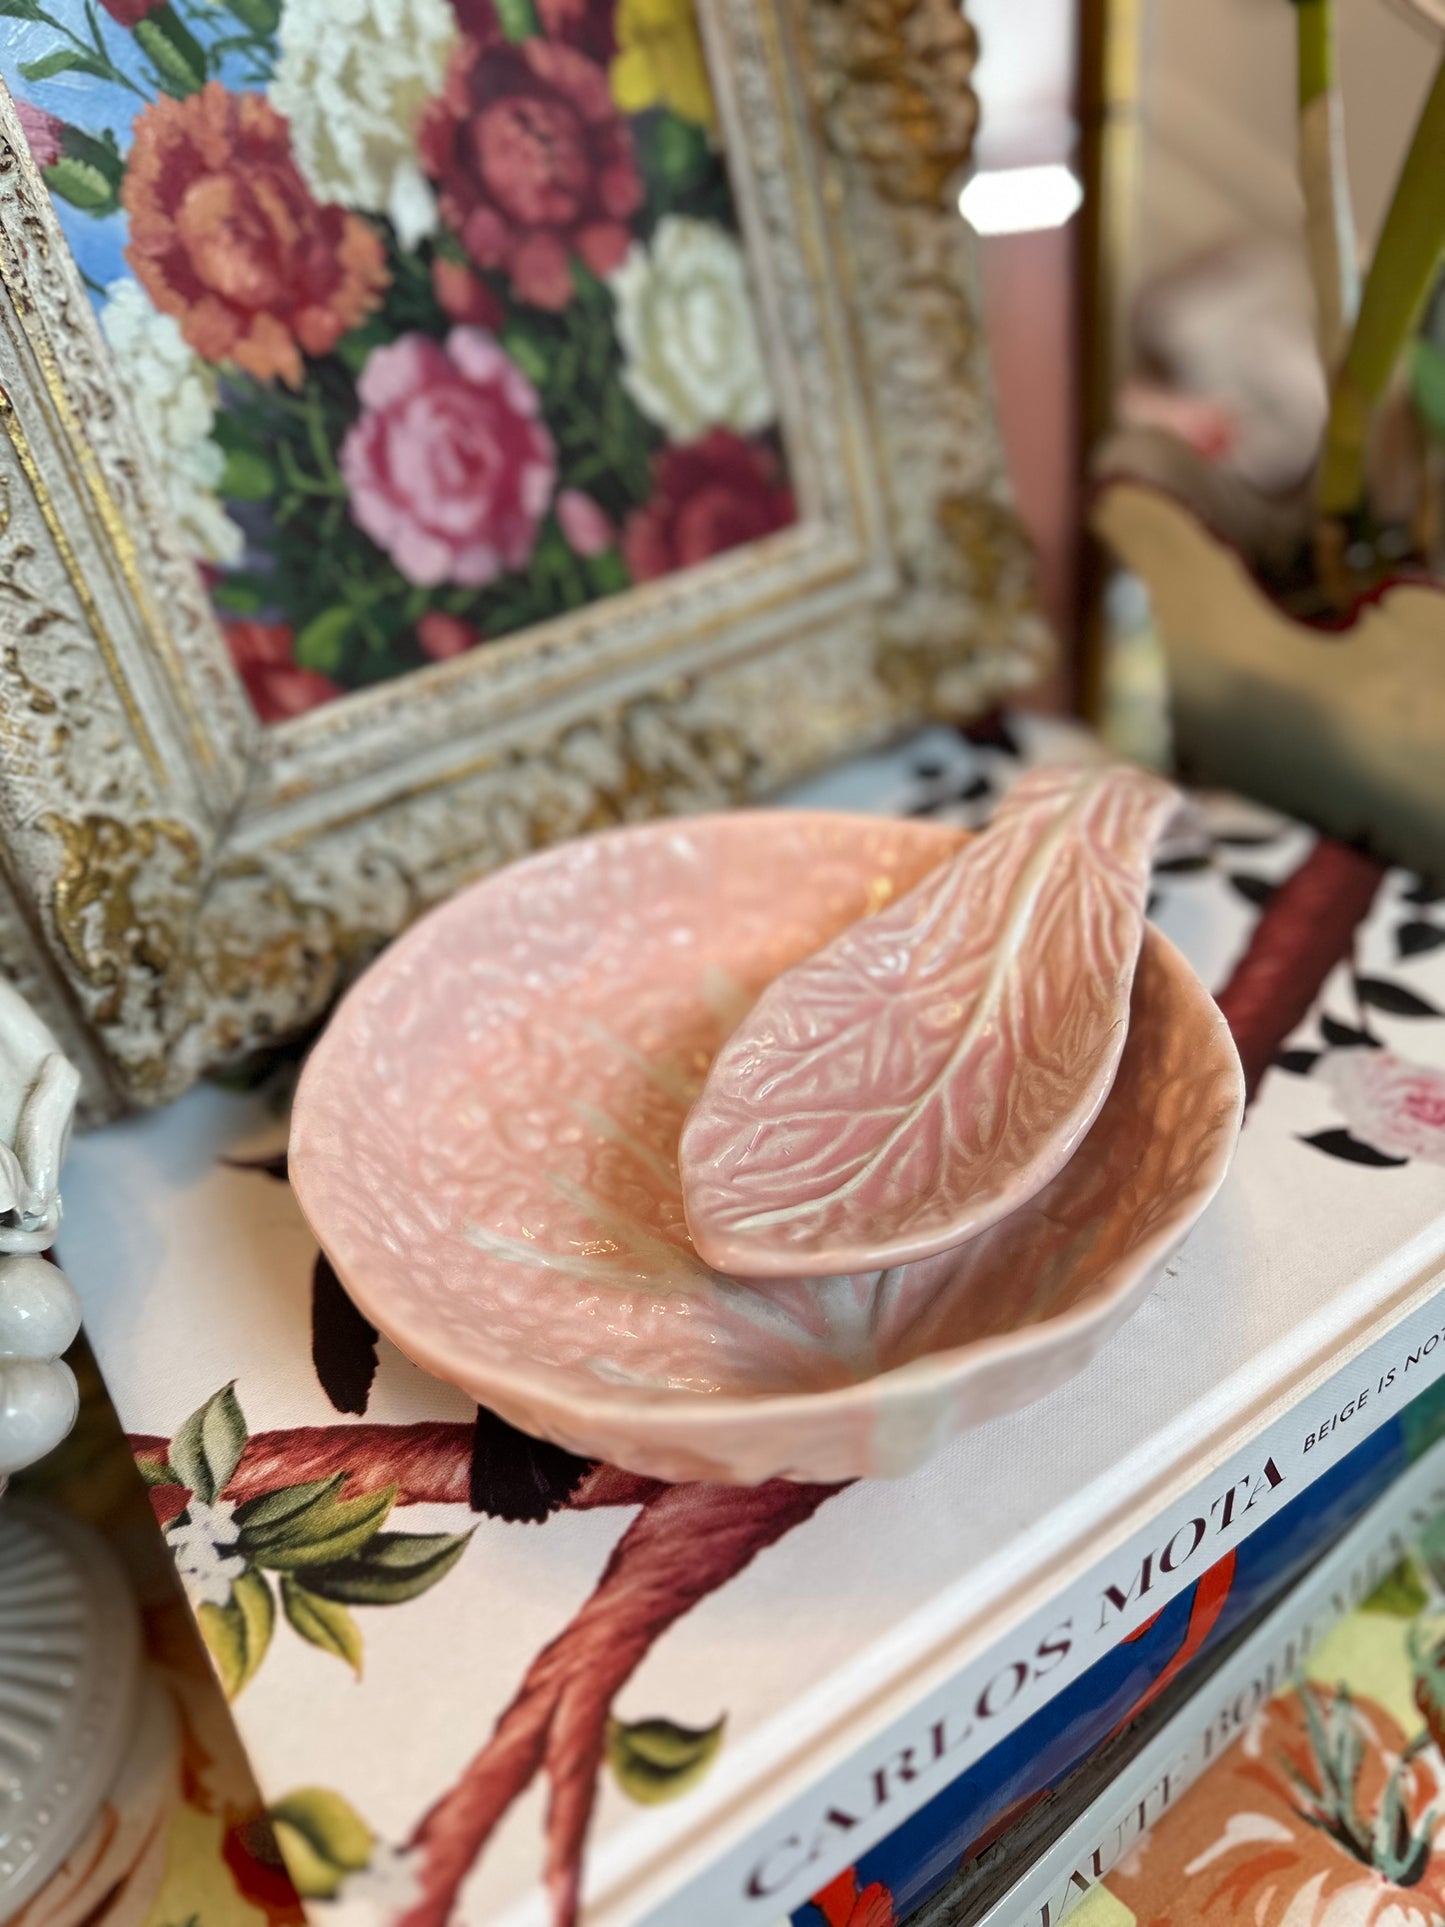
{"left": 680, "top": 767, "right": 1182, "bottom": 1274}
{"left": 289, "top": 813, "right": 1242, "bottom": 1484}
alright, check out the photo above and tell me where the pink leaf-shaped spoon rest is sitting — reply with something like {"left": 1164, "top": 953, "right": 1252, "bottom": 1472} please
{"left": 679, "top": 766, "right": 1181, "bottom": 1275}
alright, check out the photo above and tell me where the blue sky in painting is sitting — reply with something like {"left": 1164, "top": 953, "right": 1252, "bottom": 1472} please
{"left": 1, "top": 6, "right": 265, "bottom": 305}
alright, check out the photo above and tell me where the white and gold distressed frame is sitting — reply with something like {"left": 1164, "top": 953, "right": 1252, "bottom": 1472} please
{"left": 0, "top": 0, "right": 1047, "bottom": 1117}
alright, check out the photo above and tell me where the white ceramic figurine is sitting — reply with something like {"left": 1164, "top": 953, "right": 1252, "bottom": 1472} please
{"left": 0, "top": 978, "right": 83, "bottom": 1483}
{"left": 0, "top": 980, "right": 145, "bottom": 1922}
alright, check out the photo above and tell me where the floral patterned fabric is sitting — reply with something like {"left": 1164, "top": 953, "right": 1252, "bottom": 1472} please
{"left": 1, "top": 0, "right": 791, "bottom": 712}
{"left": 10, "top": 1347, "right": 305, "bottom": 1927}
{"left": 52, "top": 723, "right": 1445, "bottom": 1926}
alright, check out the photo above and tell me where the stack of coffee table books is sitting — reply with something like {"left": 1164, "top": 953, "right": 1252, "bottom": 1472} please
{"left": 961, "top": 1428, "right": 1445, "bottom": 1927}
{"left": 51, "top": 721, "right": 1445, "bottom": 1927}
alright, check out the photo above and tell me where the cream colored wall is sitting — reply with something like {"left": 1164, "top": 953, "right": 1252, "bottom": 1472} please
{"left": 1135, "top": 0, "right": 1439, "bottom": 290}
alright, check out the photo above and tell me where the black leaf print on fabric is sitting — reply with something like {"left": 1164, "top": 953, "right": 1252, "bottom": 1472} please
{"left": 1229, "top": 873, "right": 1277, "bottom": 908}
{"left": 1320, "top": 1015, "right": 1380, "bottom": 1050}
{"left": 1356, "top": 977, "right": 1444, "bottom": 1019}
{"left": 1403, "top": 878, "right": 1444, "bottom": 907}
{"left": 468, "top": 1405, "right": 593, "bottom": 1523}
{"left": 1398, "top": 922, "right": 1445, "bottom": 960}
{"left": 1155, "top": 852, "right": 1212, "bottom": 876}
{"left": 311, "top": 1252, "right": 379, "bottom": 1415}
{"left": 1275, "top": 1049, "right": 1321, "bottom": 1074}
{"left": 1299, "top": 1129, "right": 1409, "bottom": 1168}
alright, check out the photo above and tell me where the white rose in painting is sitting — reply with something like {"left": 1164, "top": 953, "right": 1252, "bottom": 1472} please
{"left": 270, "top": 0, "right": 457, "bottom": 249}
{"left": 100, "top": 282, "right": 243, "bottom": 567}
{"left": 611, "top": 217, "right": 776, "bottom": 442}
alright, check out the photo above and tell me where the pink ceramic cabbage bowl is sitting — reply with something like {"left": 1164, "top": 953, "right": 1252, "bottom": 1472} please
{"left": 289, "top": 814, "right": 1244, "bottom": 1485}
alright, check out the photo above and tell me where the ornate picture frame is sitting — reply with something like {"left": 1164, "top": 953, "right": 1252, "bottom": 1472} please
{"left": 0, "top": 0, "right": 1046, "bottom": 1117}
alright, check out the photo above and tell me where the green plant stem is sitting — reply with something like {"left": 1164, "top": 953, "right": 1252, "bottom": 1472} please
{"left": 1319, "top": 50, "right": 1445, "bottom": 520}
{"left": 1295, "top": 0, "right": 1358, "bottom": 371}
{"left": 29, "top": 1, "right": 149, "bottom": 99}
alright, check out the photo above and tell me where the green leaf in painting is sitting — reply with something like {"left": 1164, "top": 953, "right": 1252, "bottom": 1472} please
{"left": 587, "top": 550, "right": 631, "bottom": 596}
{"left": 134, "top": 5, "right": 208, "bottom": 94}
{"left": 223, "top": 0, "right": 281, "bottom": 30}
{"left": 168, "top": 1383, "right": 248, "bottom": 1504}
{"left": 606, "top": 1713, "right": 726, "bottom": 1805}
{"left": 1362, "top": 1557, "right": 1429, "bottom": 1617}
{"left": 293, "top": 607, "right": 354, "bottom": 675}
{"left": 220, "top": 448, "right": 276, "bottom": 502}
{"left": 246, "top": 1482, "right": 396, "bottom": 1571}
{"left": 501, "top": 327, "right": 548, "bottom": 385}
{"left": 210, "top": 577, "right": 265, "bottom": 614}
{"left": 280, "top": 1574, "right": 363, "bottom": 1675}
{"left": 39, "top": 124, "right": 124, "bottom": 215}
{"left": 646, "top": 110, "right": 710, "bottom": 188}
{"left": 494, "top": 0, "right": 539, "bottom": 38}
{"left": 269, "top": 1788, "right": 373, "bottom": 1899}
{"left": 198, "top": 1566, "right": 274, "bottom": 1699}
{"left": 42, "top": 157, "right": 118, "bottom": 215}
{"left": 21, "top": 47, "right": 109, "bottom": 81}
{"left": 293, "top": 1529, "right": 473, "bottom": 1606}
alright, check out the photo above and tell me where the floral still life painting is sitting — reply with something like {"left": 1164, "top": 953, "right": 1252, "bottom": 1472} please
{"left": 0, "top": 0, "right": 792, "bottom": 721}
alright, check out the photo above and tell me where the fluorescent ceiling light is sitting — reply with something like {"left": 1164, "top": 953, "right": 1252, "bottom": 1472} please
{"left": 958, "top": 164, "right": 1083, "bottom": 236}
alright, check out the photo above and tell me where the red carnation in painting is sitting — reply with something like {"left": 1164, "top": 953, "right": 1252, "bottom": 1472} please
{"left": 224, "top": 621, "right": 343, "bottom": 723}
{"left": 537, "top": 0, "right": 618, "bottom": 62}
{"left": 623, "top": 432, "right": 796, "bottom": 580}
{"left": 417, "top": 37, "right": 643, "bottom": 311}
{"left": 122, "top": 84, "right": 387, "bottom": 387}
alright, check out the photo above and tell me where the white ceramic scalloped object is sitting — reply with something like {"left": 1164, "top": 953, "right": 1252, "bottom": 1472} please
{"left": 680, "top": 766, "right": 1181, "bottom": 1274}
{"left": 290, "top": 814, "right": 1244, "bottom": 1485}
{"left": 0, "top": 1504, "right": 141, "bottom": 1915}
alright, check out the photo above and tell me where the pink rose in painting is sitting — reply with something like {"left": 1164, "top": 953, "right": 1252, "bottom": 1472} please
{"left": 1320, "top": 1048, "right": 1445, "bottom": 1163}
{"left": 341, "top": 329, "right": 556, "bottom": 587}
{"left": 417, "top": 37, "right": 642, "bottom": 310}
{"left": 557, "top": 488, "right": 613, "bottom": 557}
{"left": 224, "top": 621, "right": 343, "bottom": 723}
{"left": 417, "top": 611, "right": 483, "bottom": 660}
{"left": 623, "top": 431, "right": 795, "bottom": 581}
{"left": 100, "top": 0, "right": 163, "bottom": 22}
{"left": 14, "top": 101, "right": 64, "bottom": 169}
